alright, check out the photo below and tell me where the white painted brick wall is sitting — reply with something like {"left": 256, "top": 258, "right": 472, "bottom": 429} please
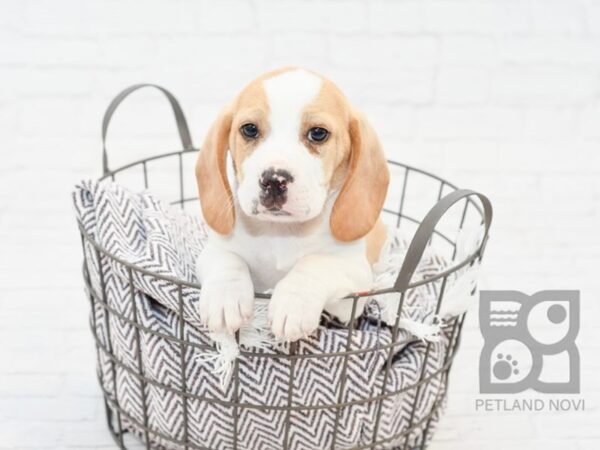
{"left": 1, "top": 0, "right": 599, "bottom": 449}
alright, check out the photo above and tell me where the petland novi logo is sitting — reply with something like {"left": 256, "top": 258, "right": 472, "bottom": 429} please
{"left": 476, "top": 290, "right": 584, "bottom": 412}
{"left": 479, "top": 290, "right": 580, "bottom": 394}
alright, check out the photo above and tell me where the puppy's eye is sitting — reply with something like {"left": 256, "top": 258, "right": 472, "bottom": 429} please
{"left": 240, "top": 123, "right": 259, "bottom": 139}
{"left": 307, "top": 127, "right": 329, "bottom": 143}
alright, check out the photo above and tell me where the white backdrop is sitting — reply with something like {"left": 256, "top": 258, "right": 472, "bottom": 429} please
{"left": 1, "top": 1, "right": 599, "bottom": 449}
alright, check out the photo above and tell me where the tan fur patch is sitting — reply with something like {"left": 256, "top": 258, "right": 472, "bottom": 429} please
{"left": 228, "top": 77, "right": 271, "bottom": 181}
{"left": 365, "top": 219, "right": 387, "bottom": 264}
{"left": 299, "top": 78, "right": 353, "bottom": 190}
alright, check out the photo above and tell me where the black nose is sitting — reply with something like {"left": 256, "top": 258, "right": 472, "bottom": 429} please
{"left": 259, "top": 168, "right": 294, "bottom": 210}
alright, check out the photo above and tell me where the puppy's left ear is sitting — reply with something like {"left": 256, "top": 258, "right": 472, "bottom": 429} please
{"left": 195, "top": 107, "right": 235, "bottom": 235}
{"left": 330, "top": 110, "right": 389, "bottom": 242}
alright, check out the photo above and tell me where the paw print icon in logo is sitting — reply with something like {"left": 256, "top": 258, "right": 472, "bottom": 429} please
{"left": 479, "top": 290, "right": 579, "bottom": 394}
{"left": 494, "top": 353, "right": 519, "bottom": 380}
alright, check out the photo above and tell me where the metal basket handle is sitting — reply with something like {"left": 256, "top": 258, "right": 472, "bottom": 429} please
{"left": 394, "top": 189, "right": 493, "bottom": 292}
{"left": 101, "top": 84, "right": 195, "bottom": 175}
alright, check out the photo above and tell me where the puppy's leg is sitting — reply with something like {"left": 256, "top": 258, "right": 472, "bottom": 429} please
{"left": 196, "top": 245, "right": 254, "bottom": 333}
{"left": 268, "top": 254, "right": 372, "bottom": 341}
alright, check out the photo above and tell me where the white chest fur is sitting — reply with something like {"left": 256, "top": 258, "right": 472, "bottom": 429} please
{"left": 205, "top": 199, "right": 365, "bottom": 292}
{"left": 233, "top": 231, "right": 320, "bottom": 291}
{"left": 196, "top": 198, "right": 372, "bottom": 336}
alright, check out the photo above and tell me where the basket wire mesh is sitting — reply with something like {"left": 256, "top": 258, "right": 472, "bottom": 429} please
{"left": 77, "top": 84, "right": 492, "bottom": 450}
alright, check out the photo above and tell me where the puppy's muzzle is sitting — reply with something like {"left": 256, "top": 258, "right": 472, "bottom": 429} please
{"left": 259, "top": 168, "right": 294, "bottom": 211}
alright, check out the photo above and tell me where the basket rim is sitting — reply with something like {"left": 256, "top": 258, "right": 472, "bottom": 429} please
{"left": 78, "top": 151, "right": 486, "bottom": 298}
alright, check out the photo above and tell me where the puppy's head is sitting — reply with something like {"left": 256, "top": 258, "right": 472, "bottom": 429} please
{"left": 196, "top": 68, "right": 389, "bottom": 242}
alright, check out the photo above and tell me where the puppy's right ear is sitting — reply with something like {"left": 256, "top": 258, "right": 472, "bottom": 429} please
{"left": 195, "top": 107, "right": 235, "bottom": 235}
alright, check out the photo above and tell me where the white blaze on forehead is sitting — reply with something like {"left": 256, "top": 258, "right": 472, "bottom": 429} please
{"left": 262, "top": 70, "right": 322, "bottom": 137}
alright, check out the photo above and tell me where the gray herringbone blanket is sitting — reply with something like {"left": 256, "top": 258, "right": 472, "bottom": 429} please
{"left": 74, "top": 180, "right": 474, "bottom": 450}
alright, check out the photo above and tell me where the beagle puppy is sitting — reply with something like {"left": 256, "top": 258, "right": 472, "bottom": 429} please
{"left": 195, "top": 68, "right": 389, "bottom": 341}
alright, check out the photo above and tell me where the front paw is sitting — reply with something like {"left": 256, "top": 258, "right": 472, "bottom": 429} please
{"left": 268, "top": 281, "right": 325, "bottom": 342}
{"left": 199, "top": 275, "right": 254, "bottom": 334}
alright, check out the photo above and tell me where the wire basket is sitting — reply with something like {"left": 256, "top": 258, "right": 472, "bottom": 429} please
{"left": 76, "top": 84, "right": 492, "bottom": 450}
